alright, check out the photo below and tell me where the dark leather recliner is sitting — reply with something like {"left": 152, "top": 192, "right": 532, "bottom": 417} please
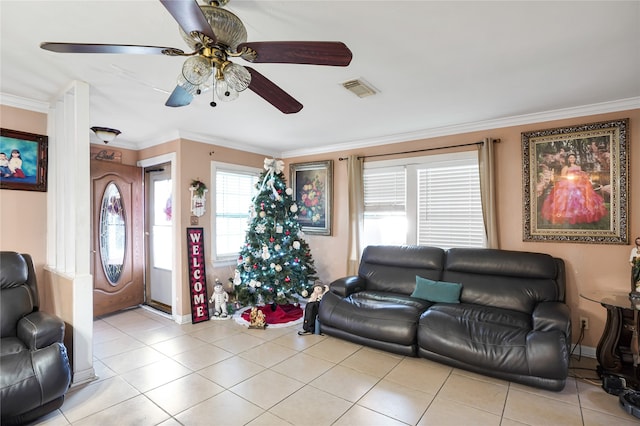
{"left": 1, "top": 251, "right": 72, "bottom": 425}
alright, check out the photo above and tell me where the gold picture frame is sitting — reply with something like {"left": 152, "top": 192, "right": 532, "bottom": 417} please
{"left": 522, "top": 119, "right": 629, "bottom": 244}
{"left": 289, "top": 160, "right": 333, "bottom": 236}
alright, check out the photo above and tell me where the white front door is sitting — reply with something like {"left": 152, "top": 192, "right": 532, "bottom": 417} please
{"left": 145, "top": 164, "right": 173, "bottom": 313}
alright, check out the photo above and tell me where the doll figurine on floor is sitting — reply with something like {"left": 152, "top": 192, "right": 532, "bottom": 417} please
{"left": 298, "top": 283, "right": 329, "bottom": 335}
{"left": 209, "top": 282, "right": 229, "bottom": 318}
{"left": 249, "top": 306, "right": 267, "bottom": 329}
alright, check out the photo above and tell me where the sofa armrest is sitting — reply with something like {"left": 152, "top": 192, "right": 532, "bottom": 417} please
{"left": 17, "top": 311, "right": 65, "bottom": 350}
{"left": 329, "top": 276, "right": 366, "bottom": 298}
{"left": 532, "top": 302, "right": 571, "bottom": 337}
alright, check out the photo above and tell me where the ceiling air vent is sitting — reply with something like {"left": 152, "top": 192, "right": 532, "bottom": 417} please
{"left": 342, "top": 79, "right": 377, "bottom": 98}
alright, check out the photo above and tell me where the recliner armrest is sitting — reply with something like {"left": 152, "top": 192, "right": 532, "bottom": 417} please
{"left": 17, "top": 311, "right": 65, "bottom": 350}
{"left": 532, "top": 302, "right": 571, "bottom": 338}
{"left": 329, "top": 276, "right": 366, "bottom": 298}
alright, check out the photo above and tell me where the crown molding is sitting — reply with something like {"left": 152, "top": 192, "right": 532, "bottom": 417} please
{"left": 0, "top": 92, "right": 50, "bottom": 113}
{"left": 279, "top": 97, "right": 640, "bottom": 158}
{"left": 3, "top": 93, "right": 638, "bottom": 159}
{"left": 176, "top": 130, "right": 280, "bottom": 157}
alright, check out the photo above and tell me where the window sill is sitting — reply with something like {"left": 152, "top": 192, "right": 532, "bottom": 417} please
{"left": 212, "top": 258, "right": 237, "bottom": 268}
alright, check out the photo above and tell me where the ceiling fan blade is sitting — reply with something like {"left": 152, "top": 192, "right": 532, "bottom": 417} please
{"left": 239, "top": 41, "right": 352, "bottom": 66}
{"left": 159, "top": 0, "right": 217, "bottom": 43}
{"left": 40, "top": 42, "right": 184, "bottom": 56}
{"left": 245, "top": 67, "right": 302, "bottom": 114}
{"left": 165, "top": 85, "right": 193, "bottom": 107}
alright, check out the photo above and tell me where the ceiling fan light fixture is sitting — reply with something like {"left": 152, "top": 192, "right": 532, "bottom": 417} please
{"left": 182, "top": 56, "right": 213, "bottom": 85}
{"left": 91, "top": 127, "right": 121, "bottom": 144}
{"left": 176, "top": 73, "right": 204, "bottom": 96}
{"left": 222, "top": 62, "right": 251, "bottom": 92}
{"left": 215, "top": 78, "right": 239, "bottom": 102}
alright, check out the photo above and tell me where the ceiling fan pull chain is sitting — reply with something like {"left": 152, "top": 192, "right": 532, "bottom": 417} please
{"left": 210, "top": 63, "right": 217, "bottom": 107}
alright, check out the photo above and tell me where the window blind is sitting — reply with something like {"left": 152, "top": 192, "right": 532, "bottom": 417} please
{"left": 363, "top": 167, "right": 406, "bottom": 212}
{"left": 417, "top": 161, "right": 484, "bottom": 248}
{"left": 215, "top": 169, "right": 258, "bottom": 258}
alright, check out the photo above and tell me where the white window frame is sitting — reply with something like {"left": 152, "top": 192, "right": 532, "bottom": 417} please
{"left": 211, "top": 161, "right": 261, "bottom": 266}
{"left": 363, "top": 150, "right": 486, "bottom": 249}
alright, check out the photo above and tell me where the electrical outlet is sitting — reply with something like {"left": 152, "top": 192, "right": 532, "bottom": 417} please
{"left": 580, "top": 317, "right": 589, "bottom": 330}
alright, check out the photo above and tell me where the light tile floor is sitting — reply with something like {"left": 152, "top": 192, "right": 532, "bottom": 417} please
{"left": 32, "top": 307, "right": 639, "bottom": 425}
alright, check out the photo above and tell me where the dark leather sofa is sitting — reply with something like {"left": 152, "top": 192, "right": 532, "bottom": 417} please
{"left": 1, "top": 251, "right": 72, "bottom": 425}
{"left": 318, "top": 245, "right": 571, "bottom": 391}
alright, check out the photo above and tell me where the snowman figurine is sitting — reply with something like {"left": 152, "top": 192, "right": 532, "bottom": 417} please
{"left": 209, "top": 282, "right": 229, "bottom": 318}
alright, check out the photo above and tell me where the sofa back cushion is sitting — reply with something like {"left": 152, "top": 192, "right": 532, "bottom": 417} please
{"left": 442, "top": 248, "right": 564, "bottom": 314}
{"left": 1, "top": 252, "right": 35, "bottom": 338}
{"left": 359, "top": 245, "right": 445, "bottom": 295}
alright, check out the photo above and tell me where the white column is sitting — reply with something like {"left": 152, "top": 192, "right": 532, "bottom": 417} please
{"left": 47, "top": 81, "right": 95, "bottom": 386}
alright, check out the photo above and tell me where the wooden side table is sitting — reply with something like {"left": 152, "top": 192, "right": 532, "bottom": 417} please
{"left": 581, "top": 291, "right": 640, "bottom": 390}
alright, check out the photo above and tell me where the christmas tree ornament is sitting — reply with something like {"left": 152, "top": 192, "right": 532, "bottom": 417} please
{"left": 261, "top": 246, "right": 271, "bottom": 259}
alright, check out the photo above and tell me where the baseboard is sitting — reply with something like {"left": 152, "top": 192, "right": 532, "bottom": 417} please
{"left": 572, "top": 344, "right": 596, "bottom": 359}
{"left": 71, "top": 367, "right": 97, "bottom": 388}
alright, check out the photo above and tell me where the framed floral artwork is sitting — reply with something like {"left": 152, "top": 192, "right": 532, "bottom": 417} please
{"left": 0, "top": 128, "right": 48, "bottom": 192}
{"left": 522, "top": 118, "right": 629, "bottom": 244}
{"left": 289, "top": 160, "right": 333, "bottom": 236}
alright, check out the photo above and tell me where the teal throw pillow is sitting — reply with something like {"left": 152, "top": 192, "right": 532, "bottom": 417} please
{"left": 412, "top": 276, "right": 462, "bottom": 303}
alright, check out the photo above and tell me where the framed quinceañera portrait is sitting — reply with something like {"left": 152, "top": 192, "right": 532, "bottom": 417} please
{"left": 522, "top": 119, "right": 629, "bottom": 244}
{"left": 289, "top": 160, "right": 333, "bottom": 236}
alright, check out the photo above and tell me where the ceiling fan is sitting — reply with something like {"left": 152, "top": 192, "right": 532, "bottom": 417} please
{"left": 40, "top": 0, "right": 353, "bottom": 114}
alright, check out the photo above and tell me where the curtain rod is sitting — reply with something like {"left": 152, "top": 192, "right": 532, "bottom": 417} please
{"left": 338, "top": 139, "right": 499, "bottom": 161}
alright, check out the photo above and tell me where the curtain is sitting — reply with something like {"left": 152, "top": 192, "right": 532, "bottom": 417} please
{"left": 347, "top": 155, "right": 364, "bottom": 275}
{"left": 478, "top": 138, "right": 499, "bottom": 248}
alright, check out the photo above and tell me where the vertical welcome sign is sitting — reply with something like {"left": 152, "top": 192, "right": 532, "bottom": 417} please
{"left": 187, "top": 228, "right": 210, "bottom": 323}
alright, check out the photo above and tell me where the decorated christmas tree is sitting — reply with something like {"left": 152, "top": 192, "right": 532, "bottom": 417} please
{"left": 234, "top": 158, "right": 317, "bottom": 306}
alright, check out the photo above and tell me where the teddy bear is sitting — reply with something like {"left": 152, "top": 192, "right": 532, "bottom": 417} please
{"left": 209, "top": 282, "right": 229, "bottom": 318}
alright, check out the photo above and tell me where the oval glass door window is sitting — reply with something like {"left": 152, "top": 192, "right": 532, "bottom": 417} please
{"left": 100, "top": 182, "right": 126, "bottom": 285}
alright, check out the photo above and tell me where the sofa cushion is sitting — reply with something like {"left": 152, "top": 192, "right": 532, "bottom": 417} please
{"left": 418, "top": 304, "right": 533, "bottom": 375}
{"left": 1, "top": 287, "right": 34, "bottom": 338}
{"left": 412, "top": 276, "right": 462, "bottom": 303}
{"left": 359, "top": 245, "right": 445, "bottom": 295}
{"left": 319, "top": 291, "right": 431, "bottom": 346}
{"left": 443, "top": 248, "right": 561, "bottom": 314}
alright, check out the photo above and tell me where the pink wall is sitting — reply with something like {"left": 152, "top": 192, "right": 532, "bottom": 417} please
{"left": 287, "top": 109, "right": 639, "bottom": 347}
{"left": 2, "top": 102, "right": 638, "bottom": 347}
{"left": 0, "top": 105, "right": 48, "bottom": 286}
{"left": 138, "top": 138, "right": 266, "bottom": 316}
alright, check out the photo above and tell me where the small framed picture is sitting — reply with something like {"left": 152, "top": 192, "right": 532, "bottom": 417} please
{"left": 0, "top": 128, "right": 48, "bottom": 192}
{"left": 289, "top": 160, "right": 333, "bottom": 236}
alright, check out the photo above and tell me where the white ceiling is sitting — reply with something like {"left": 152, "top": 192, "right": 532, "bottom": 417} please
{"left": 1, "top": 1, "right": 639, "bottom": 157}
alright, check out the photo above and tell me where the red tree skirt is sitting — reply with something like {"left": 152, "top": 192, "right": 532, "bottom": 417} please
{"left": 240, "top": 303, "right": 303, "bottom": 325}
